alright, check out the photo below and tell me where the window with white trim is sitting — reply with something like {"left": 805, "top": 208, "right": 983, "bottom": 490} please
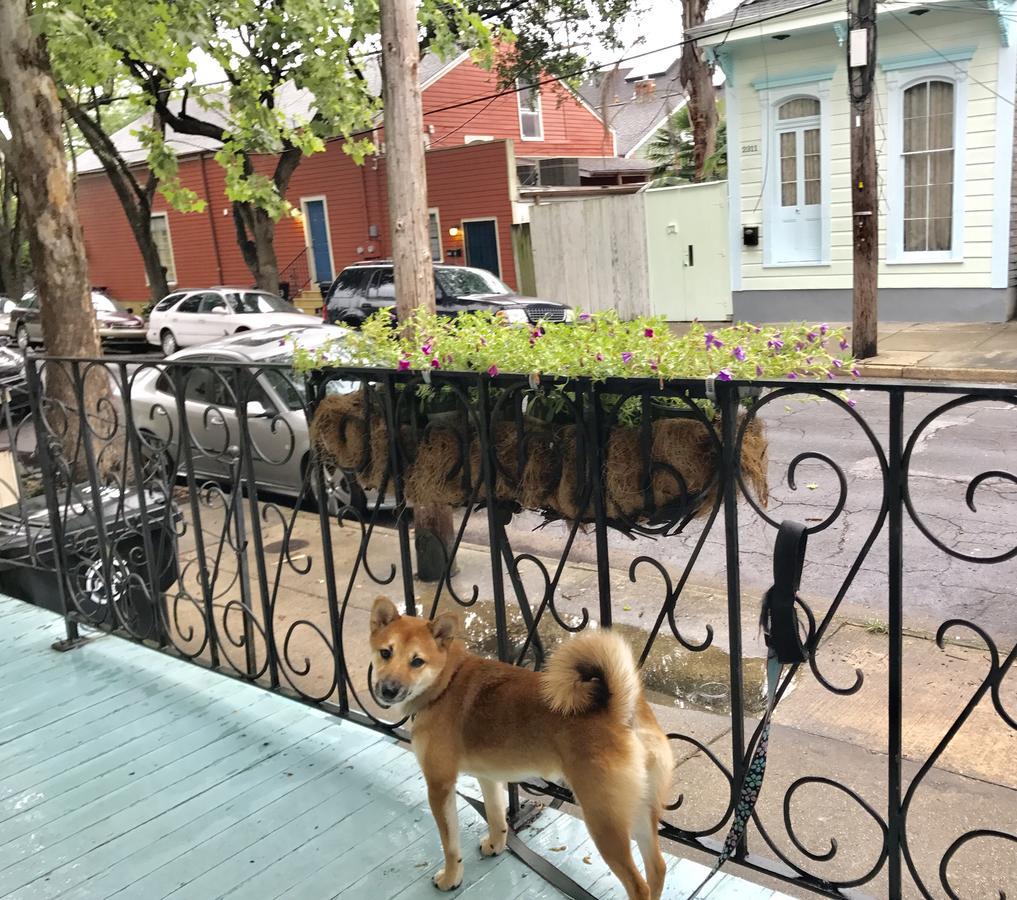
{"left": 517, "top": 80, "right": 543, "bottom": 140}
{"left": 150, "top": 213, "right": 177, "bottom": 284}
{"left": 428, "top": 210, "right": 442, "bottom": 262}
{"left": 886, "top": 62, "right": 967, "bottom": 263}
{"left": 903, "top": 79, "right": 954, "bottom": 252}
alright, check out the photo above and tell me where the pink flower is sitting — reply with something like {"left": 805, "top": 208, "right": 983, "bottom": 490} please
{"left": 733, "top": 346, "right": 747, "bottom": 362}
{"left": 595, "top": 353, "right": 604, "bottom": 362}
{"left": 430, "top": 358, "right": 441, "bottom": 370}
{"left": 397, "top": 359, "right": 411, "bottom": 371}
{"left": 716, "top": 369, "right": 732, "bottom": 381}
{"left": 487, "top": 364, "right": 499, "bottom": 377}
{"left": 421, "top": 343, "right": 433, "bottom": 355}
{"left": 650, "top": 361, "right": 658, "bottom": 371}
{"left": 621, "top": 352, "right": 633, "bottom": 364}
{"left": 848, "top": 398, "right": 857, "bottom": 408}
{"left": 644, "top": 328, "right": 655, "bottom": 338}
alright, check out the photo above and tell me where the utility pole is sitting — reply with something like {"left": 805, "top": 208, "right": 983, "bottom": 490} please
{"left": 848, "top": 0, "right": 879, "bottom": 359}
{"left": 380, "top": 0, "right": 452, "bottom": 582}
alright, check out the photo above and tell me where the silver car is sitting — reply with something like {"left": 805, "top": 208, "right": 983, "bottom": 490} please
{"left": 124, "top": 323, "right": 364, "bottom": 511}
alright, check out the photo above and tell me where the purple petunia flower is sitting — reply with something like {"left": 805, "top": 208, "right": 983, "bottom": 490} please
{"left": 430, "top": 358, "right": 441, "bottom": 369}
{"left": 716, "top": 369, "right": 732, "bottom": 381}
{"left": 795, "top": 341, "right": 805, "bottom": 352}
{"left": 848, "top": 398, "right": 857, "bottom": 408}
{"left": 768, "top": 338, "right": 784, "bottom": 352}
{"left": 787, "top": 372, "right": 798, "bottom": 380}
{"left": 644, "top": 328, "right": 655, "bottom": 338}
{"left": 807, "top": 332, "right": 817, "bottom": 343}
{"left": 398, "top": 359, "right": 411, "bottom": 371}
{"left": 733, "top": 346, "right": 747, "bottom": 362}
{"left": 621, "top": 351, "right": 633, "bottom": 364}
{"left": 820, "top": 324, "right": 829, "bottom": 336}
{"left": 650, "top": 361, "right": 658, "bottom": 371}
{"left": 851, "top": 367, "right": 861, "bottom": 378}
{"left": 832, "top": 358, "right": 843, "bottom": 368}
{"left": 487, "top": 365, "right": 499, "bottom": 377}
{"left": 756, "top": 364, "right": 764, "bottom": 377}
{"left": 840, "top": 338, "right": 849, "bottom": 350}
{"left": 595, "top": 353, "right": 604, "bottom": 362}
{"left": 705, "top": 332, "right": 724, "bottom": 350}
{"left": 421, "top": 343, "right": 432, "bottom": 356}
{"left": 579, "top": 312, "right": 591, "bottom": 321}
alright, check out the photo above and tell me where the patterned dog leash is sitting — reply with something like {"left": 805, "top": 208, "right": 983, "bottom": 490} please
{"left": 687, "top": 520, "right": 810, "bottom": 900}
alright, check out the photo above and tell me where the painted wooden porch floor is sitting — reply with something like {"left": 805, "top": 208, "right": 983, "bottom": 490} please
{"left": 0, "top": 595, "right": 792, "bottom": 900}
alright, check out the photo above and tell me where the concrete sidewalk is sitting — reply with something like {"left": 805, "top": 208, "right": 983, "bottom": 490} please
{"left": 848, "top": 320, "right": 1017, "bottom": 382}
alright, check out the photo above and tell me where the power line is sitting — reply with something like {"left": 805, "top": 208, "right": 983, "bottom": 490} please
{"left": 885, "top": 9, "right": 1014, "bottom": 107}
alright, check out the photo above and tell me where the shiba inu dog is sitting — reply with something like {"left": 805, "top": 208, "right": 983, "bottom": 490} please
{"left": 369, "top": 596, "right": 674, "bottom": 900}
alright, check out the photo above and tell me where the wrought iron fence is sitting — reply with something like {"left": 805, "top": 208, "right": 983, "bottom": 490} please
{"left": 4, "top": 351, "right": 1015, "bottom": 900}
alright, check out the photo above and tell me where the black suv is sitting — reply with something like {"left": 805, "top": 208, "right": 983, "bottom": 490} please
{"left": 322, "top": 263, "right": 573, "bottom": 327}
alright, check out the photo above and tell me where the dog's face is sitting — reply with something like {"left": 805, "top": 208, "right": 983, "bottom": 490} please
{"left": 369, "top": 597, "right": 457, "bottom": 705}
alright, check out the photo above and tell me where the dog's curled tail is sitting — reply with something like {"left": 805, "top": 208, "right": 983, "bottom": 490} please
{"left": 540, "top": 629, "right": 640, "bottom": 724}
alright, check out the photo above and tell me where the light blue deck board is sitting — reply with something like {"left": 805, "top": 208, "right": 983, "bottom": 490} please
{"left": 0, "top": 595, "right": 794, "bottom": 900}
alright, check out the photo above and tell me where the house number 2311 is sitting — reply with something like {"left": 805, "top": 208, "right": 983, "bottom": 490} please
{"left": 741, "top": 143, "right": 759, "bottom": 153}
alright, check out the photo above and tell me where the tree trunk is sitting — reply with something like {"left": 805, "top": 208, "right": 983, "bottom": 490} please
{"left": 0, "top": 0, "right": 110, "bottom": 476}
{"left": 62, "top": 100, "right": 169, "bottom": 304}
{"left": 0, "top": 157, "right": 27, "bottom": 299}
{"left": 381, "top": 0, "right": 451, "bottom": 582}
{"left": 680, "top": 0, "right": 719, "bottom": 181}
{"left": 233, "top": 201, "right": 281, "bottom": 293}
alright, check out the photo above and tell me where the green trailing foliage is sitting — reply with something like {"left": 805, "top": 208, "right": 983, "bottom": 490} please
{"left": 293, "top": 309, "right": 857, "bottom": 390}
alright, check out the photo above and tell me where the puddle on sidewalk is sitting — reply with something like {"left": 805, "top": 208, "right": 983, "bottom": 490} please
{"left": 460, "top": 603, "right": 773, "bottom": 716}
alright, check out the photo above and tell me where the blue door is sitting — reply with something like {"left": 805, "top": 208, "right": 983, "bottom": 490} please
{"left": 304, "top": 199, "right": 333, "bottom": 284}
{"left": 464, "top": 220, "right": 500, "bottom": 278}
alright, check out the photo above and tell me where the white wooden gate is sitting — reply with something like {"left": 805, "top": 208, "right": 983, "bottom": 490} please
{"left": 529, "top": 182, "right": 731, "bottom": 321}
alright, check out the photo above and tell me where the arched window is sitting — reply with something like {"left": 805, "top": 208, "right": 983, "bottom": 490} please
{"left": 902, "top": 79, "right": 955, "bottom": 252}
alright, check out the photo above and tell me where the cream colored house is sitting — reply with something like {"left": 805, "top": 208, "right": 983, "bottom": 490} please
{"left": 689, "top": 0, "right": 1017, "bottom": 321}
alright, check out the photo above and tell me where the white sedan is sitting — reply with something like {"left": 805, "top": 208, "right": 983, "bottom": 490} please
{"left": 147, "top": 287, "right": 319, "bottom": 355}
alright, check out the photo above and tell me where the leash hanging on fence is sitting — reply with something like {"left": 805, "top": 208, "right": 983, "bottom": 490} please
{"left": 687, "top": 520, "right": 810, "bottom": 900}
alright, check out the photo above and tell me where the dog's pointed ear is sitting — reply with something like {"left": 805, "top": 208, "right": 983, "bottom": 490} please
{"left": 371, "top": 596, "right": 400, "bottom": 634}
{"left": 428, "top": 612, "right": 458, "bottom": 649}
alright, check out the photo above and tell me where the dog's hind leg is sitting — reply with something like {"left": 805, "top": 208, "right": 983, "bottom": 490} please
{"left": 477, "top": 778, "right": 509, "bottom": 857}
{"left": 573, "top": 773, "right": 650, "bottom": 900}
{"left": 426, "top": 778, "right": 464, "bottom": 891}
{"left": 634, "top": 808, "right": 667, "bottom": 900}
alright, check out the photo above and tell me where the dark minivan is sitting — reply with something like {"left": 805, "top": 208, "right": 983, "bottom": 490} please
{"left": 322, "top": 263, "right": 573, "bottom": 327}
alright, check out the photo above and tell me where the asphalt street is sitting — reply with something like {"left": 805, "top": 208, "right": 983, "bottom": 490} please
{"left": 491, "top": 388, "right": 1017, "bottom": 644}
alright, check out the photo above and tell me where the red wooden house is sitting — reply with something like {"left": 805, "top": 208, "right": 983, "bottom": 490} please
{"left": 75, "top": 52, "right": 620, "bottom": 306}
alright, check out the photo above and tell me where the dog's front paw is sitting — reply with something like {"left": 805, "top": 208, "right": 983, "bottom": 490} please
{"left": 432, "top": 859, "right": 464, "bottom": 891}
{"left": 480, "top": 831, "right": 507, "bottom": 858}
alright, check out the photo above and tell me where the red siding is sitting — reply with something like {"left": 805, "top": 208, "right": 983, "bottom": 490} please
{"left": 377, "top": 55, "right": 615, "bottom": 158}
{"left": 75, "top": 140, "right": 520, "bottom": 303}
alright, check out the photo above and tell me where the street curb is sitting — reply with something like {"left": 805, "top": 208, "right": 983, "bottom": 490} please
{"left": 856, "top": 363, "right": 1017, "bottom": 384}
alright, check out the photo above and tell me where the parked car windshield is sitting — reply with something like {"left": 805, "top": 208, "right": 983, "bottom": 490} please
{"left": 435, "top": 268, "right": 512, "bottom": 297}
{"left": 228, "top": 292, "right": 297, "bottom": 314}
{"left": 90, "top": 294, "right": 119, "bottom": 313}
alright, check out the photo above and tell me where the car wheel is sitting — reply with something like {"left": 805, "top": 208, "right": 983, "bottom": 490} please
{"left": 15, "top": 323, "right": 28, "bottom": 352}
{"left": 160, "top": 330, "right": 178, "bottom": 356}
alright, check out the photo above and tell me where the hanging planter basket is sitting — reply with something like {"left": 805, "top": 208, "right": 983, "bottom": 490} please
{"left": 309, "top": 389, "right": 770, "bottom": 525}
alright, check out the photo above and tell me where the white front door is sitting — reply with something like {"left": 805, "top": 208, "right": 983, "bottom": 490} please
{"left": 774, "top": 122, "right": 822, "bottom": 264}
